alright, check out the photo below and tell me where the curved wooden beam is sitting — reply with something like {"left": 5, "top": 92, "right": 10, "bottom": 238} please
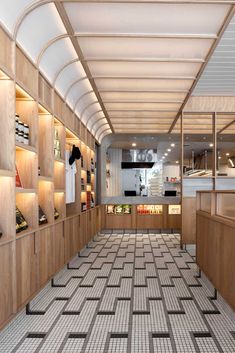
{"left": 36, "top": 34, "right": 69, "bottom": 66}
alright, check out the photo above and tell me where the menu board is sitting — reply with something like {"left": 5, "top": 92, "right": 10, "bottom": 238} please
{"left": 168, "top": 205, "right": 181, "bottom": 215}
{"left": 137, "top": 205, "right": 163, "bottom": 215}
{"left": 106, "top": 205, "right": 131, "bottom": 214}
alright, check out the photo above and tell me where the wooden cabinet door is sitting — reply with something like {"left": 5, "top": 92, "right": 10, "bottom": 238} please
{"left": 38, "top": 227, "right": 55, "bottom": 287}
{"left": 54, "top": 222, "right": 65, "bottom": 273}
{"left": 80, "top": 213, "right": 87, "bottom": 249}
{"left": 16, "top": 233, "right": 38, "bottom": 309}
{"left": 0, "top": 242, "right": 15, "bottom": 328}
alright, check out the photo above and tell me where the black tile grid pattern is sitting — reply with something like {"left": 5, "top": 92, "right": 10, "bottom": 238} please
{"left": 0, "top": 232, "right": 235, "bottom": 353}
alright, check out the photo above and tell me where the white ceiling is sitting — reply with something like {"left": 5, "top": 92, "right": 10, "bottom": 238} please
{"left": 0, "top": 1, "right": 234, "bottom": 140}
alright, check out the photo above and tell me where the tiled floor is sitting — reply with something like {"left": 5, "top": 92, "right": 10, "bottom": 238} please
{"left": 0, "top": 231, "right": 235, "bottom": 353}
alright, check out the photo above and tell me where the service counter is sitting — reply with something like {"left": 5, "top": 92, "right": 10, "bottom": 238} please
{"left": 101, "top": 196, "right": 181, "bottom": 230}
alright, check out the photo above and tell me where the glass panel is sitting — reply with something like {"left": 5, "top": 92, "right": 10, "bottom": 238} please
{"left": 183, "top": 178, "right": 213, "bottom": 197}
{"left": 65, "top": 3, "right": 229, "bottom": 35}
{"left": 217, "top": 116, "right": 235, "bottom": 178}
{"left": 39, "top": 38, "right": 77, "bottom": 83}
{"left": 200, "top": 193, "right": 211, "bottom": 213}
{"left": 78, "top": 37, "right": 213, "bottom": 60}
{"left": 216, "top": 193, "right": 235, "bottom": 219}
{"left": 183, "top": 114, "right": 213, "bottom": 177}
{"left": 16, "top": 3, "right": 66, "bottom": 62}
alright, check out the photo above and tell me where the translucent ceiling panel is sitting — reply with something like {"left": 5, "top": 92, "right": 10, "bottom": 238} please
{"left": 104, "top": 102, "right": 181, "bottom": 111}
{"left": 65, "top": 3, "right": 229, "bottom": 35}
{"left": 112, "top": 123, "right": 171, "bottom": 129}
{"left": 0, "top": 0, "right": 35, "bottom": 34}
{"left": 110, "top": 118, "right": 174, "bottom": 124}
{"left": 81, "top": 102, "right": 102, "bottom": 125}
{"left": 108, "top": 111, "right": 176, "bottom": 118}
{"left": 87, "top": 112, "right": 105, "bottom": 130}
{"left": 99, "top": 130, "right": 112, "bottom": 143}
{"left": 39, "top": 38, "right": 77, "bottom": 83}
{"left": 96, "top": 124, "right": 110, "bottom": 138}
{"left": 114, "top": 128, "right": 169, "bottom": 133}
{"left": 78, "top": 37, "right": 213, "bottom": 61}
{"left": 100, "top": 91, "right": 187, "bottom": 102}
{"left": 55, "top": 61, "right": 86, "bottom": 98}
{"left": 89, "top": 62, "right": 201, "bottom": 78}
{"left": 91, "top": 118, "right": 108, "bottom": 134}
{"left": 95, "top": 78, "right": 193, "bottom": 91}
{"left": 16, "top": 3, "right": 66, "bottom": 62}
{"left": 76, "top": 92, "right": 97, "bottom": 113}
{"left": 67, "top": 78, "right": 92, "bottom": 111}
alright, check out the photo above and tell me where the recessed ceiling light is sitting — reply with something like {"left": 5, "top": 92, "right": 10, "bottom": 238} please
{"left": 162, "top": 156, "right": 165, "bottom": 159}
{"left": 226, "top": 153, "right": 230, "bottom": 156}
{"left": 176, "top": 161, "right": 179, "bottom": 164}
{"left": 167, "top": 149, "right": 171, "bottom": 152}
{"left": 164, "top": 153, "right": 168, "bottom": 156}
{"left": 171, "top": 143, "right": 175, "bottom": 147}
{"left": 209, "top": 143, "right": 213, "bottom": 147}
{"left": 132, "top": 143, "right": 136, "bottom": 147}
{"left": 218, "top": 156, "right": 222, "bottom": 160}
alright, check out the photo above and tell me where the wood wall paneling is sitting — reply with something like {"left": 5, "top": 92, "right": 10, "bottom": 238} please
{"left": 0, "top": 243, "right": 15, "bottom": 328}
{"left": 0, "top": 27, "right": 13, "bottom": 76}
{"left": 38, "top": 227, "right": 55, "bottom": 287}
{"left": 54, "top": 92, "right": 64, "bottom": 123}
{"left": 182, "top": 197, "right": 196, "bottom": 244}
{"left": 38, "top": 74, "right": 53, "bottom": 113}
{"left": 0, "top": 80, "right": 15, "bottom": 172}
{"left": 39, "top": 114, "right": 54, "bottom": 178}
{"left": 0, "top": 177, "right": 15, "bottom": 243}
{"left": 54, "top": 222, "right": 65, "bottom": 272}
{"left": 16, "top": 233, "right": 38, "bottom": 308}
{"left": 16, "top": 48, "right": 38, "bottom": 99}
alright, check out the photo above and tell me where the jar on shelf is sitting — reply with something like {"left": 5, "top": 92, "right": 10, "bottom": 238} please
{"left": 23, "top": 123, "right": 29, "bottom": 135}
{"left": 23, "top": 133, "right": 29, "bottom": 145}
{"left": 18, "top": 120, "right": 24, "bottom": 133}
{"left": 18, "top": 131, "right": 24, "bottom": 143}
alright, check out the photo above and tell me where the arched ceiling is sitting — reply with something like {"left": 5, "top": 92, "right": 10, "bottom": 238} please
{"left": 0, "top": 1, "right": 234, "bottom": 141}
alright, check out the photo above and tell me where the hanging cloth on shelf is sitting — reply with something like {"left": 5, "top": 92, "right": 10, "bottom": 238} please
{"left": 65, "top": 149, "right": 77, "bottom": 204}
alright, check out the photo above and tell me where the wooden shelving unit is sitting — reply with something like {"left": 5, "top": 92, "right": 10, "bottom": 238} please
{"left": 0, "top": 31, "right": 101, "bottom": 329}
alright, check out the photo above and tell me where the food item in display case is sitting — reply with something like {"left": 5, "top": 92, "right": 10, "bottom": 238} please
{"left": 115, "top": 205, "right": 123, "bottom": 214}
{"left": 107, "top": 205, "right": 115, "bottom": 214}
{"left": 123, "top": 204, "right": 131, "bottom": 214}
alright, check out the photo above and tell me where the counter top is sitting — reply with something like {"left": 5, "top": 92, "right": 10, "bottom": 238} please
{"left": 102, "top": 196, "right": 181, "bottom": 205}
